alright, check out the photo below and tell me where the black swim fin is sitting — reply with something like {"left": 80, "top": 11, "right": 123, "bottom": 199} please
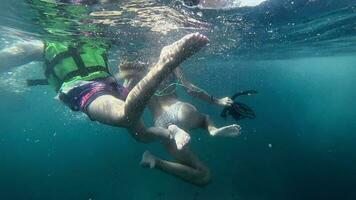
{"left": 220, "top": 89, "right": 257, "bottom": 121}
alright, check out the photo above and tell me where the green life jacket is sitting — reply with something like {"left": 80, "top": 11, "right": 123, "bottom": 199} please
{"left": 27, "top": 0, "right": 112, "bottom": 91}
{"left": 44, "top": 41, "right": 111, "bottom": 91}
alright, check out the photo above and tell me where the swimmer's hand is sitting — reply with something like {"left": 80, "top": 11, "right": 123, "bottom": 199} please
{"left": 216, "top": 97, "right": 233, "bottom": 107}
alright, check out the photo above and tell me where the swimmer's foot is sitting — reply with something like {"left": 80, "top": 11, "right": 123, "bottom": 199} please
{"left": 140, "top": 151, "right": 156, "bottom": 169}
{"left": 168, "top": 124, "right": 191, "bottom": 150}
{"left": 158, "top": 32, "right": 209, "bottom": 69}
{"left": 210, "top": 124, "right": 241, "bottom": 137}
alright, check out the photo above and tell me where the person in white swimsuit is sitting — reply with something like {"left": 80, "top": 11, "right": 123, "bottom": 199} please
{"left": 118, "top": 57, "right": 241, "bottom": 186}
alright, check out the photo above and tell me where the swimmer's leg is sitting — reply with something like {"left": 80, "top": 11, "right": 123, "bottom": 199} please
{"left": 131, "top": 122, "right": 190, "bottom": 149}
{"left": 87, "top": 97, "right": 189, "bottom": 146}
{"left": 176, "top": 102, "right": 241, "bottom": 137}
{"left": 202, "top": 115, "right": 241, "bottom": 137}
{"left": 168, "top": 124, "right": 190, "bottom": 150}
{"left": 86, "top": 94, "right": 127, "bottom": 127}
{"left": 124, "top": 32, "right": 209, "bottom": 126}
{"left": 88, "top": 33, "right": 209, "bottom": 126}
{"left": 88, "top": 33, "right": 209, "bottom": 141}
{"left": 140, "top": 143, "right": 211, "bottom": 186}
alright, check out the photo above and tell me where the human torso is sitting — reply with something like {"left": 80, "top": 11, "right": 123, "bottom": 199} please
{"left": 147, "top": 73, "right": 182, "bottom": 121}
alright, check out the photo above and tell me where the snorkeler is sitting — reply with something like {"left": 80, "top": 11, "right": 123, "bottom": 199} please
{"left": 0, "top": 32, "right": 209, "bottom": 149}
{"left": 119, "top": 63, "right": 241, "bottom": 137}
{"left": 0, "top": 0, "right": 212, "bottom": 149}
{"left": 0, "top": 0, "right": 213, "bottom": 186}
{"left": 0, "top": 35, "right": 214, "bottom": 187}
{"left": 118, "top": 59, "right": 241, "bottom": 185}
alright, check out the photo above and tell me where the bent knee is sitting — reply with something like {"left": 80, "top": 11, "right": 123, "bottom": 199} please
{"left": 194, "top": 168, "right": 212, "bottom": 187}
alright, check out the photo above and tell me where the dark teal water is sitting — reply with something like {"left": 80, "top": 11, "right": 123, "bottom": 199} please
{"left": 0, "top": 0, "right": 356, "bottom": 200}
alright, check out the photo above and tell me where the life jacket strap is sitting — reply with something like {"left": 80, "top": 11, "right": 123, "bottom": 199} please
{"left": 62, "top": 66, "right": 109, "bottom": 83}
{"left": 26, "top": 79, "right": 49, "bottom": 86}
{"left": 45, "top": 47, "right": 109, "bottom": 86}
{"left": 44, "top": 48, "right": 77, "bottom": 80}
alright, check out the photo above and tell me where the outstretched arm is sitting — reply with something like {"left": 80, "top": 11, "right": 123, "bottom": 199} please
{"left": 176, "top": 67, "right": 232, "bottom": 106}
{"left": 0, "top": 40, "right": 44, "bottom": 72}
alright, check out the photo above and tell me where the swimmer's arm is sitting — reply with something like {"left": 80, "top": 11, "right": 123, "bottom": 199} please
{"left": 175, "top": 67, "right": 219, "bottom": 104}
{"left": 0, "top": 40, "right": 44, "bottom": 72}
{"left": 176, "top": 68, "right": 233, "bottom": 106}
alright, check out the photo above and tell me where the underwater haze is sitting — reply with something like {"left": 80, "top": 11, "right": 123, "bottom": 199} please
{"left": 0, "top": 0, "right": 356, "bottom": 200}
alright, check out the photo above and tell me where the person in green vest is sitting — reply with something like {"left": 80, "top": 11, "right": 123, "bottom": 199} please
{"left": 0, "top": 0, "right": 214, "bottom": 186}
{"left": 13, "top": 0, "right": 194, "bottom": 148}
{"left": 0, "top": 31, "right": 212, "bottom": 186}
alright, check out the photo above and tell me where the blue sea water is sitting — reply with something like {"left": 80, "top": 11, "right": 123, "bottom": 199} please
{"left": 0, "top": 0, "right": 356, "bottom": 200}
